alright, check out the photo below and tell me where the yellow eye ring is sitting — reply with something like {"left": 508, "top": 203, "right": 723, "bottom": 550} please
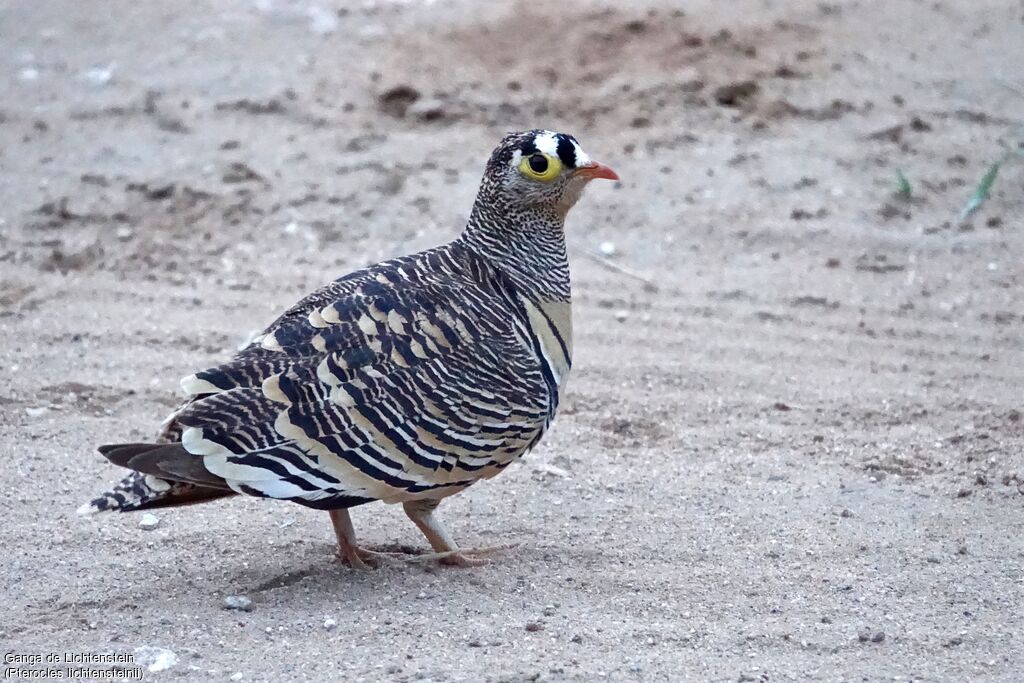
{"left": 519, "top": 152, "right": 562, "bottom": 182}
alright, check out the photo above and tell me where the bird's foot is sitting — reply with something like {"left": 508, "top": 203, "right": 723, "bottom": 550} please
{"left": 438, "top": 551, "right": 490, "bottom": 568}
{"left": 406, "top": 543, "right": 516, "bottom": 567}
{"left": 335, "top": 543, "right": 370, "bottom": 569}
{"left": 335, "top": 544, "right": 406, "bottom": 570}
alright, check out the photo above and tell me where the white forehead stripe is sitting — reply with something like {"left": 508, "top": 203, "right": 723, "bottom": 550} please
{"left": 532, "top": 131, "right": 592, "bottom": 168}
{"left": 533, "top": 131, "right": 561, "bottom": 158}
{"left": 573, "top": 142, "right": 592, "bottom": 167}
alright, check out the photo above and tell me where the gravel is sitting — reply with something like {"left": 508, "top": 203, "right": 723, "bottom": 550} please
{"left": 137, "top": 513, "right": 160, "bottom": 531}
{"left": 1, "top": 1, "right": 1021, "bottom": 681}
{"left": 222, "top": 595, "right": 253, "bottom": 612}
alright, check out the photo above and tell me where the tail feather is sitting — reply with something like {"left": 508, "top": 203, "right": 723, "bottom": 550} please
{"left": 79, "top": 443, "right": 235, "bottom": 515}
{"left": 101, "top": 442, "right": 230, "bottom": 489}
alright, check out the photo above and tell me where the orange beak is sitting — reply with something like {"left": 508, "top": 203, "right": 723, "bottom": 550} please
{"left": 574, "top": 161, "right": 619, "bottom": 181}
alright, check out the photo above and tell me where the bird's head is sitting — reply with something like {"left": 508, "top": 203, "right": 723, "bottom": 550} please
{"left": 480, "top": 130, "right": 619, "bottom": 217}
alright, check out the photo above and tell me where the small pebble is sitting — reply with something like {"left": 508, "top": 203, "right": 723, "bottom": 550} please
{"left": 133, "top": 646, "right": 177, "bottom": 673}
{"left": 323, "top": 617, "right": 337, "bottom": 630}
{"left": 408, "top": 98, "right": 447, "bottom": 122}
{"left": 858, "top": 628, "right": 885, "bottom": 643}
{"left": 138, "top": 513, "right": 160, "bottom": 531}
{"left": 81, "top": 65, "right": 114, "bottom": 86}
{"left": 598, "top": 241, "right": 617, "bottom": 256}
{"left": 525, "top": 622, "right": 543, "bottom": 632}
{"left": 223, "top": 595, "right": 252, "bottom": 612}
{"left": 614, "top": 309, "right": 629, "bottom": 323}
{"left": 306, "top": 6, "right": 338, "bottom": 35}
{"left": 533, "top": 463, "right": 569, "bottom": 478}
{"left": 230, "top": 674, "right": 244, "bottom": 682}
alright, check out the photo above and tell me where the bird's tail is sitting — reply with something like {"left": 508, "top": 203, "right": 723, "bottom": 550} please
{"left": 77, "top": 443, "right": 235, "bottom": 515}
{"left": 76, "top": 470, "right": 232, "bottom": 514}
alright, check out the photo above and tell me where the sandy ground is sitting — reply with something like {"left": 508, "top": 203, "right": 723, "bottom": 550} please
{"left": 1, "top": 0, "right": 1023, "bottom": 681}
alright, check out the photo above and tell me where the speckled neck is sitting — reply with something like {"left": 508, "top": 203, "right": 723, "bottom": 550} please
{"left": 459, "top": 187, "right": 571, "bottom": 304}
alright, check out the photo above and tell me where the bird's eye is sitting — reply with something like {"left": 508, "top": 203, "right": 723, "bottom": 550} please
{"left": 518, "top": 152, "right": 562, "bottom": 181}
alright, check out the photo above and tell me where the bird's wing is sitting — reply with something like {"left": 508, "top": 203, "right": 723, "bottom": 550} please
{"left": 168, "top": 247, "right": 552, "bottom": 507}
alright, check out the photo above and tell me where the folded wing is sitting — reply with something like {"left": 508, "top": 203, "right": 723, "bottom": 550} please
{"left": 166, "top": 246, "right": 550, "bottom": 509}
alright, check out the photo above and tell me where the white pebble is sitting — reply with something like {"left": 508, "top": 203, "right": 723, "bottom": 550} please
{"left": 598, "top": 241, "right": 617, "bottom": 256}
{"left": 323, "top": 617, "right": 337, "bottom": 630}
{"left": 81, "top": 64, "right": 114, "bottom": 86}
{"left": 133, "top": 646, "right": 177, "bottom": 673}
{"left": 614, "top": 309, "right": 629, "bottom": 322}
{"left": 533, "top": 463, "right": 570, "bottom": 479}
{"left": 230, "top": 673, "right": 244, "bottom": 681}
{"left": 223, "top": 595, "right": 252, "bottom": 611}
{"left": 138, "top": 513, "right": 160, "bottom": 530}
{"left": 18, "top": 67, "right": 40, "bottom": 82}
{"left": 306, "top": 6, "right": 338, "bottom": 35}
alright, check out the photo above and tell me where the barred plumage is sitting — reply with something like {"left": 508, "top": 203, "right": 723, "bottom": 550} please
{"left": 80, "top": 130, "right": 618, "bottom": 568}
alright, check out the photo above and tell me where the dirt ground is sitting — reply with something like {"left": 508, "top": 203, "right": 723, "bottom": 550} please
{"left": 1, "top": 0, "right": 1022, "bottom": 680}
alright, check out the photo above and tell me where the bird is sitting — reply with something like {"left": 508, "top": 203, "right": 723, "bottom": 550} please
{"left": 79, "top": 129, "right": 618, "bottom": 568}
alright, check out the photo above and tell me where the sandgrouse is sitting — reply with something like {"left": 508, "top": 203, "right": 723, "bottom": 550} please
{"left": 80, "top": 130, "right": 618, "bottom": 567}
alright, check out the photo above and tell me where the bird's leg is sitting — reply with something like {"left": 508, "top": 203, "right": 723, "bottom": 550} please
{"left": 402, "top": 499, "right": 505, "bottom": 567}
{"left": 328, "top": 508, "right": 381, "bottom": 569}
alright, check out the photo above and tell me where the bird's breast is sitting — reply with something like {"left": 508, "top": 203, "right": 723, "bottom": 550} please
{"left": 519, "top": 297, "right": 573, "bottom": 399}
